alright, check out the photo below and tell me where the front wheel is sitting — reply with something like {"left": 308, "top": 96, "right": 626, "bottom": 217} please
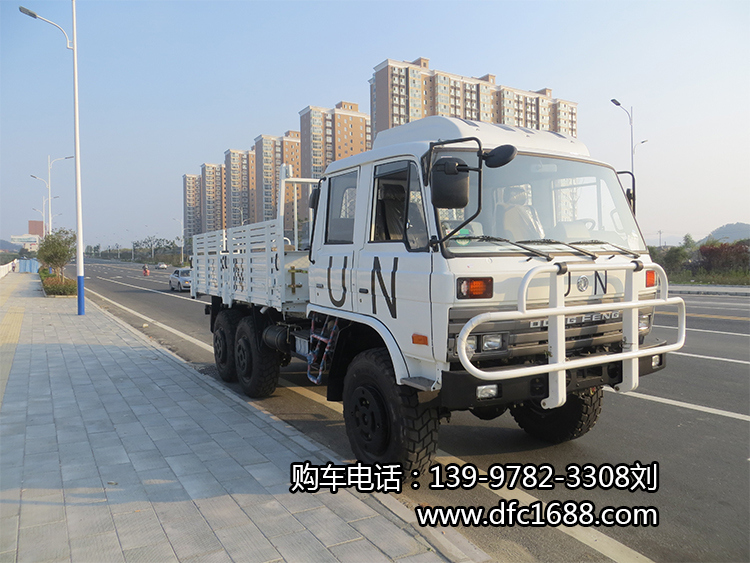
{"left": 235, "top": 315, "right": 280, "bottom": 398}
{"left": 213, "top": 310, "right": 241, "bottom": 383}
{"left": 510, "top": 386, "right": 603, "bottom": 443}
{"left": 343, "top": 348, "right": 439, "bottom": 475}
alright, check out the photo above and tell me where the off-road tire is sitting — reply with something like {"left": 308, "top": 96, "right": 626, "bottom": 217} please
{"left": 213, "top": 309, "right": 241, "bottom": 383}
{"left": 343, "top": 348, "right": 439, "bottom": 475}
{"left": 235, "top": 315, "right": 280, "bottom": 398}
{"left": 510, "top": 386, "right": 603, "bottom": 443}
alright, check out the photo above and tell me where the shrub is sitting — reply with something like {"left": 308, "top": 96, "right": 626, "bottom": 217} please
{"left": 699, "top": 240, "right": 749, "bottom": 273}
{"left": 42, "top": 276, "right": 76, "bottom": 296}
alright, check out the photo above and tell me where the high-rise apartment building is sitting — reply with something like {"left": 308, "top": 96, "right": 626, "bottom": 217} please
{"left": 183, "top": 174, "right": 201, "bottom": 238}
{"left": 253, "top": 131, "right": 301, "bottom": 225}
{"left": 299, "top": 101, "right": 372, "bottom": 179}
{"left": 200, "top": 163, "right": 225, "bottom": 234}
{"left": 370, "top": 57, "right": 577, "bottom": 137}
{"left": 224, "top": 149, "right": 256, "bottom": 229}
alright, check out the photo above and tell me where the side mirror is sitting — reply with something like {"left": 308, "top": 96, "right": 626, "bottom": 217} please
{"left": 431, "top": 157, "right": 470, "bottom": 209}
{"left": 484, "top": 144, "right": 517, "bottom": 168}
{"left": 309, "top": 187, "right": 320, "bottom": 210}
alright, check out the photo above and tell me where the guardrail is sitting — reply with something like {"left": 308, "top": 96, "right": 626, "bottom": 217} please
{"left": 0, "top": 260, "right": 17, "bottom": 280}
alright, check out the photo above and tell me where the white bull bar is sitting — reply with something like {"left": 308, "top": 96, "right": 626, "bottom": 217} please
{"left": 456, "top": 261, "right": 686, "bottom": 410}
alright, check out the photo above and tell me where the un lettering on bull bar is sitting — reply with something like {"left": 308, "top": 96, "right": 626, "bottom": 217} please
{"left": 456, "top": 261, "right": 686, "bottom": 410}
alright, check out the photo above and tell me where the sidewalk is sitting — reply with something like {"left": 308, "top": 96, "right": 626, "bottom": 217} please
{"left": 0, "top": 273, "right": 485, "bottom": 563}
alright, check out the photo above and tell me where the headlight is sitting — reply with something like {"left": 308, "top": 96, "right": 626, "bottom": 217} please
{"left": 465, "top": 336, "right": 477, "bottom": 355}
{"left": 482, "top": 334, "right": 505, "bottom": 351}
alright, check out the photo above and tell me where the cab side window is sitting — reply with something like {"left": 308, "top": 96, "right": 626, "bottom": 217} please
{"left": 371, "top": 161, "right": 428, "bottom": 251}
{"left": 325, "top": 170, "right": 358, "bottom": 244}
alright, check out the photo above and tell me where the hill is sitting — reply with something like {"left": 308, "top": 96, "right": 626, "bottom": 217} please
{"left": 700, "top": 223, "right": 750, "bottom": 244}
{"left": 0, "top": 239, "right": 21, "bottom": 251}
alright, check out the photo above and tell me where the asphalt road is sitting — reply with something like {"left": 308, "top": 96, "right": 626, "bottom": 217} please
{"left": 82, "top": 260, "right": 750, "bottom": 563}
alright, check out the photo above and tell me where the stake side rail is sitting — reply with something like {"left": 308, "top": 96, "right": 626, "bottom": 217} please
{"left": 456, "top": 261, "right": 686, "bottom": 410}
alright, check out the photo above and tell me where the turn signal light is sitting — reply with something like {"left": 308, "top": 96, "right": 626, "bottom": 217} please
{"left": 457, "top": 277, "right": 493, "bottom": 299}
{"left": 645, "top": 270, "right": 656, "bottom": 288}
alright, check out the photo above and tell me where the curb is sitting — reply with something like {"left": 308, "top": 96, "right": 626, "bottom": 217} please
{"left": 670, "top": 289, "right": 750, "bottom": 297}
{"left": 85, "top": 295, "right": 489, "bottom": 563}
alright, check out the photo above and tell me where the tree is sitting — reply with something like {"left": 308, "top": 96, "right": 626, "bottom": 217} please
{"left": 661, "top": 246, "right": 688, "bottom": 275}
{"left": 37, "top": 228, "right": 76, "bottom": 280}
{"left": 682, "top": 234, "right": 697, "bottom": 252}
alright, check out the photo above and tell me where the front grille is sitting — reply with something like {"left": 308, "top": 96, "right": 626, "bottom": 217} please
{"left": 447, "top": 304, "right": 626, "bottom": 361}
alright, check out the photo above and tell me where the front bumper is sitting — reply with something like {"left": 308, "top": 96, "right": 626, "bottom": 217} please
{"left": 441, "top": 337, "right": 668, "bottom": 411}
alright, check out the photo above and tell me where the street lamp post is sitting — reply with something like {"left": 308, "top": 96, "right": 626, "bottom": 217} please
{"left": 21, "top": 2, "right": 86, "bottom": 315}
{"left": 32, "top": 207, "right": 45, "bottom": 230}
{"left": 32, "top": 156, "right": 74, "bottom": 236}
{"left": 173, "top": 217, "right": 184, "bottom": 265}
{"left": 30, "top": 175, "right": 48, "bottom": 234}
{"left": 49, "top": 155, "right": 73, "bottom": 234}
{"left": 611, "top": 99, "right": 635, "bottom": 174}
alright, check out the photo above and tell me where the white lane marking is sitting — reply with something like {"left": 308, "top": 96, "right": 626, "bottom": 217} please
{"left": 85, "top": 288, "right": 213, "bottom": 353}
{"left": 96, "top": 276, "right": 199, "bottom": 302}
{"left": 671, "top": 351, "right": 750, "bottom": 365}
{"left": 605, "top": 388, "right": 750, "bottom": 422}
{"left": 654, "top": 325, "right": 749, "bottom": 337}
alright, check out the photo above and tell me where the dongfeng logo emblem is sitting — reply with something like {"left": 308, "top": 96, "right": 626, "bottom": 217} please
{"left": 576, "top": 275, "right": 589, "bottom": 292}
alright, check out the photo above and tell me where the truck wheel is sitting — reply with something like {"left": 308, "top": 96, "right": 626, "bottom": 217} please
{"left": 213, "top": 310, "right": 241, "bottom": 383}
{"left": 343, "top": 348, "right": 439, "bottom": 476}
{"left": 235, "top": 316, "right": 280, "bottom": 398}
{"left": 510, "top": 386, "right": 603, "bottom": 443}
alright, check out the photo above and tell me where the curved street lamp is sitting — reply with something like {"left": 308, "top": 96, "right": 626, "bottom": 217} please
{"left": 31, "top": 156, "right": 73, "bottom": 236}
{"left": 20, "top": 3, "right": 85, "bottom": 315}
{"left": 611, "top": 99, "right": 635, "bottom": 174}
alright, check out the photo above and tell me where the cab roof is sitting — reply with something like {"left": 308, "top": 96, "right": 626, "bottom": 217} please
{"left": 325, "top": 116, "right": 591, "bottom": 175}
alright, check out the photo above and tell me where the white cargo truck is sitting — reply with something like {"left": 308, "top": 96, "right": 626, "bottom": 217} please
{"left": 192, "top": 116, "right": 686, "bottom": 474}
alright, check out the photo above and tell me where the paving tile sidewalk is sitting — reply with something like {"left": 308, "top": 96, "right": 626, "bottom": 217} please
{"left": 0, "top": 273, "right": 483, "bottom": 563}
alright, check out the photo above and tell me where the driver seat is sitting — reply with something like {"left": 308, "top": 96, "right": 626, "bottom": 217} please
{"left": 497, "top": 187, "right": 545, "bottom": 241}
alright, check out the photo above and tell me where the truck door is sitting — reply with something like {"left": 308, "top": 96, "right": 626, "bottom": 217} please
{"left": 309, "top": 169, "right": 359, "bottom": 312}
{"left": 354, "top": 160, "right": 434, "bottom": 363}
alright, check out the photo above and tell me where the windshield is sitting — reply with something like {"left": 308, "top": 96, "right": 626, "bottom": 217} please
{"left": 180, "top": 270, "right": 191, "bottom": 277}
{"left": 435, "top": 150, "right": 646, "bottom": 255}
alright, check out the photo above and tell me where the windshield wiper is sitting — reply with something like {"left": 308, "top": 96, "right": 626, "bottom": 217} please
{"left": 517, "top": 238, "right": 598, "bottom": 260}
{"left": 569, "top": 239, "right": 641, "bottom": 259}
{"left": 451, "top": 235, "right": 552, "bottom": 261}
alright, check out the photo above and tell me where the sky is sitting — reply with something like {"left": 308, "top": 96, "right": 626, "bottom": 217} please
{"left": 1, "top": 0, "right": 749, "bottom": 248}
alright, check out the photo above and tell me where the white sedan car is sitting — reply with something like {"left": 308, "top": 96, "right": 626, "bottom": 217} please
{"left": 169, "top": 269, "right": 192, "bottom": 292}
